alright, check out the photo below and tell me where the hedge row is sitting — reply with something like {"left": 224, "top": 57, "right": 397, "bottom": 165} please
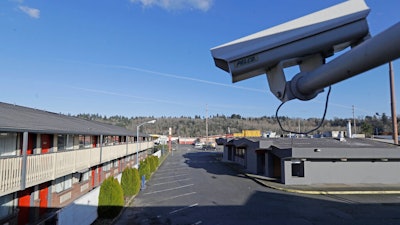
{"left": 97, "top": 155, "right": 161, "bottom": 219}
{"left": 139, "top": 155, "right": 159, "bottom": 181}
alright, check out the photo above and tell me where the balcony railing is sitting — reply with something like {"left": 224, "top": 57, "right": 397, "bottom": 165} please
{"left": 0, "top": 141, "right": 153, "bottom": 197}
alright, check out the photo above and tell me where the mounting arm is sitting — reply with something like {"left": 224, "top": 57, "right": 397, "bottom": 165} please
{"left": 282, "top": 22, "right": 400, "bottom": 102}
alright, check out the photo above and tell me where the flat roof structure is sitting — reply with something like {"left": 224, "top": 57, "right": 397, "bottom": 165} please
{"left": 259, "top": 137, "right": 400, "bottom": 159}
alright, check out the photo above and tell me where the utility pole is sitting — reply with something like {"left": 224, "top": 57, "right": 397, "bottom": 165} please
{"left": 352, "top": 105, "right": 356, "bottom": 135}
{"left": 389, "top": 61, "right": 398, "bottom": 144}
{"left": 206, "top": 104, "right": 208, "bottom": 144}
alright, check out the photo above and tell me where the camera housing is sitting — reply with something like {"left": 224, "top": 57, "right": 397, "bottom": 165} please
{"left": 211, "top": 0, "right": 371, "bottom": 89}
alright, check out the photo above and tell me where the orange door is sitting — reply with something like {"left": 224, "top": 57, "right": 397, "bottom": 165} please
{"left": 18, "top": 188, "right": 31, "bottom": 225}
{"left": 41, "top": 134, "right": 51, "bottom": 153}
{"left": 39, "top": 183, "right": 48, "bottom": 216}
{"left": 27, "top": 133, "right": 36, "bottom": 155}
{"left": 91, "top": 167, "right": 96, "bottom": 187}
{"left": 92, "top": 136, "right": 98, "bottom": 148}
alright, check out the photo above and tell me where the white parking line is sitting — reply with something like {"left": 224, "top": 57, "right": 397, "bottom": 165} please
{"left": 156, "top": 167, "right": 188, "bottom": 172}
{"left": 144, "top": 184, "right": 194, "bottom": 195}
{"left": 144, "top": 192, "right": 197, "bottom": 205}
{"left": 153, "top": 178, "right": 192, "bottom": 186}
{"left": 192, "top": 221, "right": 202, "bottom": 225}
{"left": 152, "top": 173, "right": 188, "bottom": 180}
{"left": 169, "top": 203, "right": 198, "bottom": 215}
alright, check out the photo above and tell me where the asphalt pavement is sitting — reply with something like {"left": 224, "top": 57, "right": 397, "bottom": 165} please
{"left": 112, "top": 145, "right": 400, "bottom": 225}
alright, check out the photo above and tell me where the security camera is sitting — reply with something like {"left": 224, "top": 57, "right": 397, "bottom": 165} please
{"left": 211, "top": 0, "right": 372, "bottom": 101}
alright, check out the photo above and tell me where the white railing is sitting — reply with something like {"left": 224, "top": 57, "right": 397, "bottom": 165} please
{"left": 26, "top": 154, "right": 54, "bottom": 188}
{"left": 0, "top": 141, "right": 154, "bottom": 197}
{"left": 0, "top": 157, "right": 22, "bottom": 196}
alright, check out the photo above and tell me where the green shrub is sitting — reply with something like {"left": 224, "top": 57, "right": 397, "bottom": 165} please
{"left": 121, "top": 168, "right": 134, "bottom": 197}
{"left": 153, "top": 156, "right": 159, "bottom": 168}
{"left": 139, "top": 159, "right": 151, "bottom": 180}
{"left": 148, "top": 156, "right": 156, "bottom": 173}
{"left": 97, "top": 176, "right": 124, "bottom": 219}
{"left": 121, "top": 167, "right": 141, "bottom": 197}
{"left": 131, "top": 168, "right": 141, "bottom": 195}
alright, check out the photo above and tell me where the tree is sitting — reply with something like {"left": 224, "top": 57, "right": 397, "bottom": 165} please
{"left": 97, "top": 176, "right": 124, "bottom": 219}
{"left": 139, "top": 159, "right": 151, "bottom": 180}
{"left": 360, "top": 122, "right": 374, "bottom": 137}
{"left": 121, "top": 168, "right": 140, "bottom": 197}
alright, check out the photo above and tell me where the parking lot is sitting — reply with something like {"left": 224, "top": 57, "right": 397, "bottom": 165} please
{"left": 115, "top": 145, "right": 400, "bottom": 225}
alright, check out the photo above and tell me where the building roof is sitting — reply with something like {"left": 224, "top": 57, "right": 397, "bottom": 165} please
{"left": 228, "top": 137, "right": 400, "bottom": 159}
{"left": 0, "top": 102, "right": 136, "bottom": 136}
{"left": 260, "top": 137, "right": 396, "bottom": 149}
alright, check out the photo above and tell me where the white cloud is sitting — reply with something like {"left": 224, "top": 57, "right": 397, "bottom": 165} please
{"left": 18, "top": 5, "right": 40, "bottom": 19}
{"left": 130, "top": 0, "right": 213, "bottom": 12}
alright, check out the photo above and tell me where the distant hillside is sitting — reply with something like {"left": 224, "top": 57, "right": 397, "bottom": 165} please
{"left": 75, "top": 113, "right": 398, "bottom": 138}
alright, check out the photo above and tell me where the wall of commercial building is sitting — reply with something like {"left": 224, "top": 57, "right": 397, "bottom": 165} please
{"left": 283, "top": 160, "right": 400, "bottom": 185}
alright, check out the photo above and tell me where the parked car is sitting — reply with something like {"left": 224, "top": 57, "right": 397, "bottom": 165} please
{"left": 194, "top": 142, "right": 204, "bottom": 149}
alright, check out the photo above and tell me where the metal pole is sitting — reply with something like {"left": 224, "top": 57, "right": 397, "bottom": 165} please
{"left": 20, "top": 132, "right": 28, "bottom": 190}
{"left": 292, "top": 22, "right": 400, "bottom": 99}
{"left": 99, "top": 135, "right": 103, "bottom": 163}
{"left": 389, "top": 61, "right": 399, "bottom": 144}
{"left": 136, "top": 120, "right": 156, "bottom": 168}
{"left": 136, "top": 125, "right": 139, "bottom": 168}
{"left": 206, "top": 104, "right": 208, "bottom": 144}
{"left": 168, "top": 127, "right": 172, "bottom": 153}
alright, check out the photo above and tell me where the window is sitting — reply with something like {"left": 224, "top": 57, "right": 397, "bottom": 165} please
{"left": 235, "top": 147, "right": 246, "bottom": 158}
{"left": 57, "top": 134, "right": 74, "bottom": 150}
{"left": 79, "top": 135, "right": 92, "bottom": 149}
{"left": 113, "top": 160, "right": 119, "bottom": 168}
{"left": 0, "top": 193, "right": 17, "bottom": 219}
{"left": 82, "top": 171, "right": 89, "bottom": 181}
{"left": 73, "top": 171, "right": 90, "bottom": 183}
{"left": 54, "top": 174, "right": 73, "bottom": 193}
{"left": 292, "top": 161, "right": 305, "bottom": 177}
{"left": 0, "top": 133, "right": 18, "bottom": 157}
{"left": 103, "top": 162, "right": 111, "bottom": 171}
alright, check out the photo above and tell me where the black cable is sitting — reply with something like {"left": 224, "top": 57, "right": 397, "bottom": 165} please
{"left": 275, "top": 86, "right": 332, "bottom": 135}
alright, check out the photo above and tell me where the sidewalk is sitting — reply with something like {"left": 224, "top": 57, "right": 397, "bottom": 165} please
{"left": 225, "top": 162, "right": 400, "bottom": 195}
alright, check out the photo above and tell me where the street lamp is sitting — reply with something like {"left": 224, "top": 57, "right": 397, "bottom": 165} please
{"left": 136, "top": 119, "right": 156, "bottom": 168}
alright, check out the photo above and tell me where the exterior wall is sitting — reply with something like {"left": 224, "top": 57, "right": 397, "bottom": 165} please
{"left": 0, "top": 141, "right": 154, "bottom": 197}
{"left": 222, "top": 146, "right": 229, "bottom": 162}
{"left": 178, "top": 137, "right": 196, "bottom": 145}
{"left": 283, "top": 160, "right": 400, "bottom": 185}
{"left": 0, "top": 139, "right": 154, "bottom": 225}
{"left": 245, "top": 148, "right": 257, "bottom": 174}
{"left": 57, "top": 184, "right": 100, "bottom": 225}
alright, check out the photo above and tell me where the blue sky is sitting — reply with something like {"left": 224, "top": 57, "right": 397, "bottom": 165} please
{"left": 1, "top": 0, "right": 399, "bottom": 119}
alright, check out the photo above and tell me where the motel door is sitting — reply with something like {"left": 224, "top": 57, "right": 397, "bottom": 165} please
{"left": 18, "top": 188, "right": 32, "bottom": 225}
{"left": 41, "top": 134, "right": 52, "bottom": 153}
{"left": 39, "top": 182, "right": 49, "bottom": 216}
{"left": 257, "top": 152, "right": 266, "bottom": 175}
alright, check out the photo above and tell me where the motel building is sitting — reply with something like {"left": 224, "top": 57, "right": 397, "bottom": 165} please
{"left": 0, "top": 102, "right": 155, "bottom": 225}
{"left": 222, "top": 136, "right": 400, "bottom": 185}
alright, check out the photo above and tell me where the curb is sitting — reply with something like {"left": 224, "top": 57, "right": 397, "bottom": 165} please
{"left": 223, "top": 161, "right": 400, "bottom": 195}
{"left": 250, "top": 175, "right": 400, "bottom": 195}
